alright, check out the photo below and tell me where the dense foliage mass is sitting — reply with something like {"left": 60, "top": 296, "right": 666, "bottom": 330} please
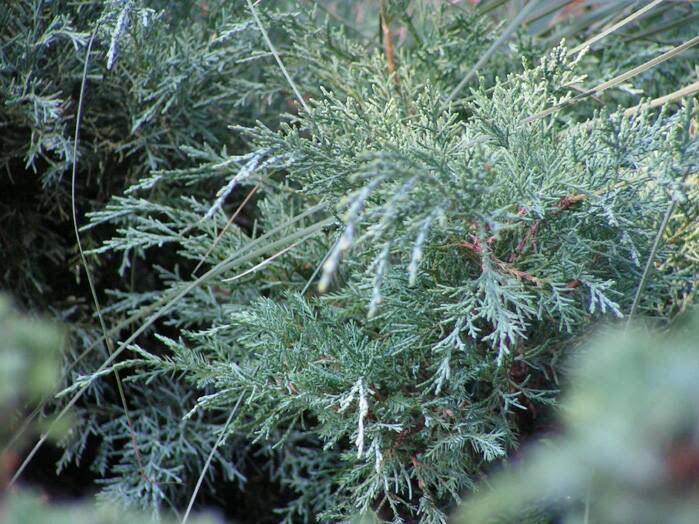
{"left": 2, "top": 1, "right": 697, "bottom": 523}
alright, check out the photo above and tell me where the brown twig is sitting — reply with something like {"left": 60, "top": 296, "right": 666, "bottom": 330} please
{"left": 509, "top": 191, "right": 594, "bottom": 264}
{"left": 445, "top": 178, "right": 659, "bottom": 286}
{"left": 510, "top": 209, "right": 540, "bottom": 263}
{"left": 456, "top": 239, "right": 543, "bottom": 285}
{"left": 379, "top": 0, "right": 400, "bottom": 87}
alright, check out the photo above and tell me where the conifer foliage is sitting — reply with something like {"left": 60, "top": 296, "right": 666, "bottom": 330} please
{"left": 3, "top": 1, "right": 698, "bottom": 522}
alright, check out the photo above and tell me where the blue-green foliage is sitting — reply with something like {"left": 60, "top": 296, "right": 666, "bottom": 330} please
{"left": 5, "top": 0, "right": 697, "bottom": 522}
{"left": 84, "top": 6, "right": 698, "bottom": 521}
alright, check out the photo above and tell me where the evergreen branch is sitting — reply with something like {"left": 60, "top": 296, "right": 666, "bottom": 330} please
{"left": 442, "top": 0, "right": 541, "bottom": 109}
{"left": 6, "top": 2, "right": 697, "bottom": 519}
{"left": 11, "top": 208, "right": 333, "bottom": 488}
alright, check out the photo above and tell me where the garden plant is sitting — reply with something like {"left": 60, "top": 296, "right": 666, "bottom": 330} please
{"left": 1, "top": 1, "right": 697, "bottom": 522}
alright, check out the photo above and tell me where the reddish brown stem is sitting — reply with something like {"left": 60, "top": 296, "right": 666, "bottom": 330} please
{"left": 379, "top": 0, "right": 399, "bottom": 86}
{"left": 457, "top": 240, "right": 542, "bottom": 285}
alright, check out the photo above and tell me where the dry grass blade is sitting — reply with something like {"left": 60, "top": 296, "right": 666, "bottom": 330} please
{"left": 624, "top": 80, "right": 699, "bottom": 117}
{"left": 302, "top": 232, "right": 339, "bottom": 295}
{"left": 70, "top": 26, "right": 149, "bottom": 483}
{"left": 524, "top": 34, "right": 699, "bottom": 123}
{"left": 592, "top": 34, "right": 699, "bottom": 94}
{"left": 628, "top": 163, "right": 694, "bottom": 325}
{"left": 379, "top": 0, "right": 399, "bottom": 87}
{"left": 623, "top": 11, "right": 699, "bottom": 44}
{"left": 192, "top": 184, "right": 259, "bottom": 276}
{"left": 543, "top": 0, "right": 636, "bottom": 46}
{"left": 222, "top": 241, "right": 300, "bottom": 283}
{"left": 246, "top": 0, "right": 310, "bottom": 114}
{"left": 570, "top": 0, "right": 665, "bottom": 54}
{"left": 181, "top": 396, "right": 243, "bottom": 524}
{"left": 573, "top": 80, "right": 699, "bottom": 134}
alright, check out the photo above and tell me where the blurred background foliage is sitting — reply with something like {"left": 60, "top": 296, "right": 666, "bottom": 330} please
{"left": 1, "top": 490, "right": 219, "bottom": 524}
{"left": 457, "top": 312, "right": 699, "bottom": 524}
{"left": 0, "top": 293, "right": 218, "bottom": 522}
{"left": 0, "top": 295, "right": 63, "bottom": 466}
